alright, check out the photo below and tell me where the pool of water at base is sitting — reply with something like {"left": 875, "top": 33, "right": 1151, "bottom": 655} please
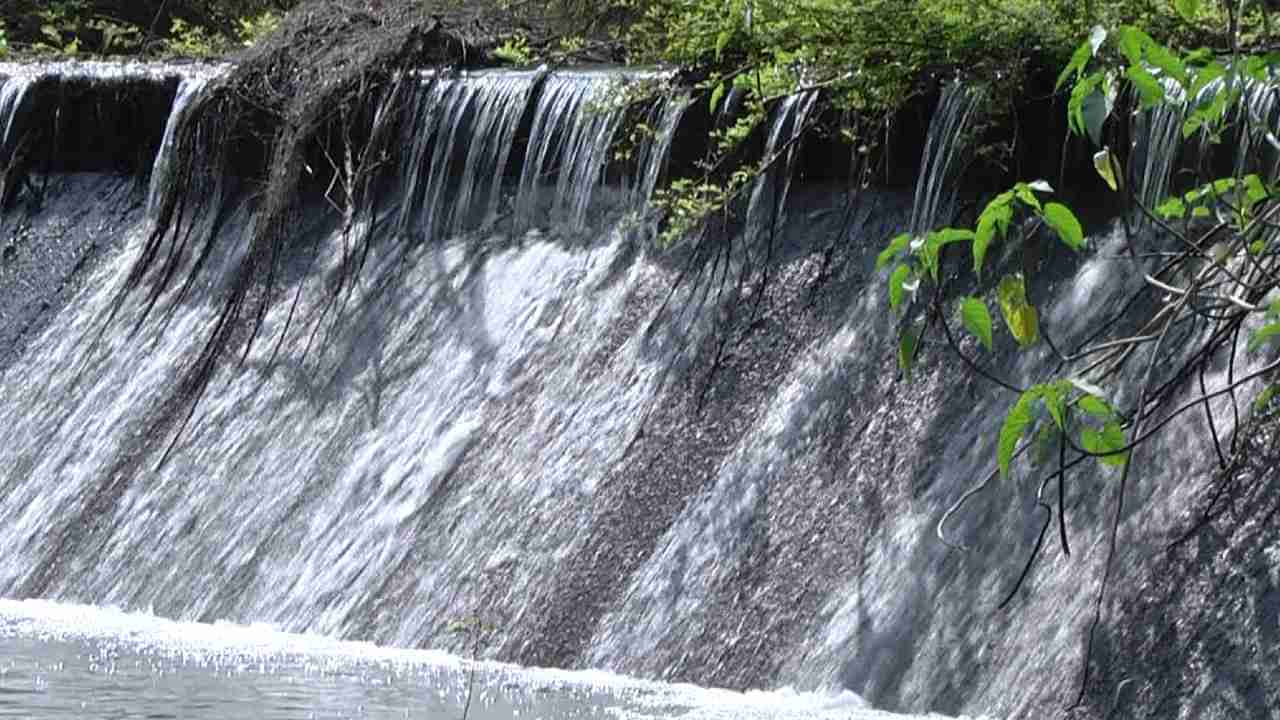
{"left": 0, "top": 599, "right": 964, "bottom": 720}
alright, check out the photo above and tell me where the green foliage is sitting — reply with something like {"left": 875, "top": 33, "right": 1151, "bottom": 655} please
{"left": 236, "top": 10, "right": 280, "bottom": 47}
{"left": 996, "top": 273, "right": 1039, "bottom": 348}
{"left": 958, "top": 297, "right": 994, "bottom": 352}
{"left": 166, "top": 17, "right": 220, "bottom": 58}
{"left": 493, "top": 32, "right": 533, "bottom": 65}
{"left": 0, "top": 22, "right": 8, "bottom": 59}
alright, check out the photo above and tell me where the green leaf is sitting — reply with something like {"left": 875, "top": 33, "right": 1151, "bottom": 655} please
{"left": 1076, "top": 394, "right": 1114, "bottom": 419}
{"left": 1014, "top": 183, "right": 1043, "bottom": 211}
{"left": 1056, "top": 39, "right": 1093, "bottom": 90}
{"left": 1127, "top": 65, "right": 1165, "bottom": 108}
{"left": 999, "top": 387, "right": 1041, "bottom": 478}
{"left": 997, "top": 273, "right": 1040, "bottom": 347}
{"left": 959, "top": 296, "right": 994, "bottom": 352}
{"left": 1081, "top": 82, "right": 1114, "bottom": 146}
{"left": 877, "top": 232, "right": 911, "bottom": 271}
{"left": 899, "top": 328, "right": 918, "bottom": 377}
{"left": 1248, "top": 322, "right": 1280, "bottom": 352}
{"left": 709, "top": 82, "right": 725, "bottom": 114}
{"left": 1174, "top": 0, "right": 1200, "bottom": 23}
{"left": 1156, "top": 196, "right": 1187, "bottom": 219}
{"left": 1082, "top": 422, "right": 1128, "bottom": 466}
{"left": 973, "top": 195, "right": 1013, "bottom": 275}
{"left": 1145, "top": 42, "right": 1187, "bottom": 86}
{"left": 1043, "top": 202, "right": 1086, "bottom": 251}
{"left": 1041, "top": 381, "right": 1070, "bottom": 431}
{"left": 1116, "top": 26, "right": 1146, "bottom": 65}
{"left": 922, "top": 228, "right": 975, "bottom": 280}
{"left": 1093, "top": 149, "right": 1122, "bottom": 192}
{"left": 1255, "top": 384, "right": 1280, "bottom": 412}
{"left": 714, "top": 27, "right": 734, "bottom": 60}
{"left": 1244, "top": 174, "right": 1267, "bottom": 205}
{"left": 1188, "top": 62, "right": 1225, "bottom": 101}
{"left": 1068, "top": 72, "right": 1102, "bottom": 137}
{"left": 889, "top": 264, "right": 912, "bottom": 310}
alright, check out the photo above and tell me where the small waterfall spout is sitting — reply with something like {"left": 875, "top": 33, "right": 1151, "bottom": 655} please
{"left": 516, "top": 72, "right": 629, "bottom": 231}
{"left": 0, "top": 71, "right": 34, "bottom": 164}
{"left": 910, "top": 82, "right": 981, "bottom": 236}
{"left": 631, "top": 91, "right": 691, "bottom": 212}
{"left": 743, "top": 90, "right": 819, "bottom": 244}
{"left": 398, "top": 70, "right": 539, "bottom": 240}
{"left": 147, "top": 70, "right": 223, "bottom": 217}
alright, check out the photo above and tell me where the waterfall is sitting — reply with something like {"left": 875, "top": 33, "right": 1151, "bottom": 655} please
{"left": 909, "top": 82, "right": 980, "bottom": 236}
{"left": 398, "top": 70, "right": 538, "bottom": 239}
{"left": 516, "top": 72, "right": 629, "bottom": 231}
{"left": 0, "top": 70, "right": 34, "bottom": 161}
{"left": 2, "top": 60, "right": 1276, "bottom": 720}
{"left": 147, "top": 69, "right": 224, "bottom": 216}
{"left": 1130, "top": 77, "right": 1186, "bottom": 216}
{"left": 631, "top": 91, "right": 691, "bottom": 211}
{"left": 743, "top": 91, "right": 819, "bottom": 245}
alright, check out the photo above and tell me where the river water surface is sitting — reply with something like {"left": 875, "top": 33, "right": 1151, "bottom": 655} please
{"left": 0, "top": 600, "right": 966, "bottom": 720}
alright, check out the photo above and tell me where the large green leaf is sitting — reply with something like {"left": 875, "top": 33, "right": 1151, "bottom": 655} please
{"left": 999, "top": 387, "right": 1041, "bottom": 478}
{"left": 1076, "top": 394, "right": 1115, "bottom": 419}
{"left": 973, "top": 195, "right": 1013, "bottom": 275}
{"left": 1126, "top": 65, "right": 1165, "bottom": 108}
{"left": 877, "top": 232, "right": 911, "bottom": 271}
{"left": 1056, "top": 39, "right": 1093, "bottom": 90}
{"left": 922, "top": 228, "right": 974, "bottom": 280}
{"left": 1080, "top": 82, "right": 1114, "bottom": 146}
{"left": 1082, "top": 422, "right": 1128, "bottom": 466}
{"left": 958, "top": 296, "right": 994, "bottom": 352}
{"left": 1043, "top": 203, "right": 1086, "bottom": 251}
{"left": 997, "top": 274, "right": 1039, "bottom": 347}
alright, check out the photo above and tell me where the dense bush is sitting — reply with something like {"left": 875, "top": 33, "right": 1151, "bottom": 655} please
{"left": 0, "top": 0, "right": 296, "bottom": 57}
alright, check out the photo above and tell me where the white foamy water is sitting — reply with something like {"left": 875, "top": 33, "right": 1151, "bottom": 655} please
{"left": 0, "top": 599, "right": 983, "bottom": 720}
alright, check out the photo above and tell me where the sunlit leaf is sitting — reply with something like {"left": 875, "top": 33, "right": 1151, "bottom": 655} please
{"left": 1156, "top": 196, "right": 1186, "bottom": 219}
{"left": 1127, "top": 65, "right": 1165, "bottom": 108}
{"left": 1043, "top": 203, "right": 1085, "bottom": 251}
{"left": 1093, "top": 148, "right": 1122, "bottom": 191}
{"left": 999, "top": 387, "right": 1041, "bottom": 478}
{"left": 1082, "top": 422, "right": 1128, "bottom": 466}
{"left": 1076, "top": 394, "right": 1114, "bottom": 419}
{"left": 708, "top": 82, "right": 725, "bottom": 114}
{"left": 959, "top": 296, "right": 994, "bottom": 352}
{"left": 997, "top": 273, "right": 1040, "bottom": 347}
{"left": 1255, "top": 384, "right": 1280, "bottom": 412}
{"left": 974, "top": 196, "right": 1013, "bottom": 275}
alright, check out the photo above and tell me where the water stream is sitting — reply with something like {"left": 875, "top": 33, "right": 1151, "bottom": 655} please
{"left": 0, "top": 61, "right": 1274, "bottom": 719}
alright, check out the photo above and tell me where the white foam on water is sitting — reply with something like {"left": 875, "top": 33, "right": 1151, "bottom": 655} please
{"left": 0, "top": 599, "right": 988, "bottom": 720}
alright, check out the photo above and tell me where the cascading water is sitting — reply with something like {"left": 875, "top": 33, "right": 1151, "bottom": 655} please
{"left": 1, "top": 58, "right": 1277, "bottom": 720}
{"left": 397, "top": 70, "right": 539, "bottom": 239}
{"left": 147, "top": 68, "right": 225, "bottom": 216}
{"left": 631, "top": 90, "right": 690, "bottom": 212}
{"left": 743, "top": 91, "right": 820, "bottom": 247}
{"left": 516, "top": 71, "right": 630, "bottom": 230}
{"left": 909, "top": 82, "right": 980, "bottom": 236}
